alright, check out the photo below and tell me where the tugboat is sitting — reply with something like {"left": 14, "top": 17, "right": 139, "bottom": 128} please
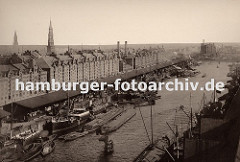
{"left": 98, "top": 135, "right": 114, "bottom": 154}
{"left": 105, "top": 140, "right": 114, "bottom": 154}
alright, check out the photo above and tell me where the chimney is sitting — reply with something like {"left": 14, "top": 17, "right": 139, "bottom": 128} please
{"left": 203, "top": 39, "right": 205, "bottom": 44}
{"left": 117, "top": 41, "right": 120, "bottom": 56}
{"left": 125, "top": 41, "right": 127, "bottom": 56}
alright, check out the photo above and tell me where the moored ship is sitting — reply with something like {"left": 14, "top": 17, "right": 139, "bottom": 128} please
{"left": 50, "top": 116, "right": 79, "bottom": 134}
{"left": 160, "top": 64, "right": 240, "bottom": 162}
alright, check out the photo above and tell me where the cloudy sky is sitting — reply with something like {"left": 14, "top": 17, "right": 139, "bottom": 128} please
{"left": 0, "top": 0, "right": 240, "bottom": 45}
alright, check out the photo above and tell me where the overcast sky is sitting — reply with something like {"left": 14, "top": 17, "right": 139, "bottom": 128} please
{"left": 0, "top": 0, "right": 240, "bottom": 45}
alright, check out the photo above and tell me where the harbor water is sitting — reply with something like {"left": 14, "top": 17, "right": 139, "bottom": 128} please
{"left": 38, "top": 61, "right": 230, "bottom": 162}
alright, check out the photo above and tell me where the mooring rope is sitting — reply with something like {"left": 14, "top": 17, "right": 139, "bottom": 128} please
{"left": 138, "top": 106, "right": 151, "bottom": 143}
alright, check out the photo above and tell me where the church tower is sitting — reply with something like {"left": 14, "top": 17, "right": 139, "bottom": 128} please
{"left": 47, "top": 20, "right": 55, "bottom": 54}
{"left": 13, "top": 31, "right": 18, "bottom": 46}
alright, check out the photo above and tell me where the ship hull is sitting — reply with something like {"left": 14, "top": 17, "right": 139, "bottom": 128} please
{"left": 52, "top": 120, "right": 79, "bottom": 134}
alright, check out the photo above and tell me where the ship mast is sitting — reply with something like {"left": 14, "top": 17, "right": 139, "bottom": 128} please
{"left": 189, "top": 93, "right": 193, "bottom": 138}
{"left": 213, "top": 86, "right": 216, "bottom": 103}
{"left": 67, "top": 90, "right": 70, "bottom": 116}
{"left": 10, "top": 102, "right": 13, "bottom": 138}
{"left": 150, "top": 103, "right": 153, "bottom": 145}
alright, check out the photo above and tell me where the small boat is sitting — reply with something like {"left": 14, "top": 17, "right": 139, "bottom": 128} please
{"left": 58, "top": 134, "right": 66, "bottom": 140}
{"left": 1, "top": 140, "right": 15, "bottom": 147}
{"left": 41, "top": 141, "right": 56, "bottom": 156}
{"left": 197, "top": 61, "right": 202, "bottom": 65}
{"left": 33, "top": 134, "right": 57, "bottom": 157}
{"left": 134, "top": 137, "right": 170, "bottom": 162}
{"left": 202, "top": 73, "right": 206, "bottom": 78}
{"left": 64, "top": 131, "right": 88, "bottom": 141}
{"left": 11, "top": 129, "right": 40, "bottom": 146}
{"left": 20, "top": 143, "right": 42, "bottom": 162}
{"left": 98, "top": 135, "right": 114, "bottom": 154}
{"left": 105, "top": 140, "right": 114, "bottom": 154}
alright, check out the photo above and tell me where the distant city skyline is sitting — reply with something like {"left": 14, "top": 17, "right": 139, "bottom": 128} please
{"left": 0, "top": 0, "right": 240, "bottom": 45}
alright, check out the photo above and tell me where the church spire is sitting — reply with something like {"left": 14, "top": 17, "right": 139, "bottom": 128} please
{"left": 47, "top": 19, "right": 55, "bottom": 55}
{"left": 13, "top": 31, "right": 18, "bottom": 46}
{"left": 49, "top": 19, "right": 53, "bottom": 29}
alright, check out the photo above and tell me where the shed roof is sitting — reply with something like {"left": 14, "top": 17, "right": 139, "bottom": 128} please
{"left": 0, "top": 109, "right": 10, "bottom": 119}
{"left": 13, "top": 90, "right": 81, "bottom": 109}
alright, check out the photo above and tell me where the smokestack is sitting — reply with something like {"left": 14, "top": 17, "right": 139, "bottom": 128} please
{"left": 125, "top": 41, "right": 127, "bottom": 56}
{"left": 117, "top": 41, "right": 120, "bottom": 56}
{"left": 203, "top": 39, "right": 205, "bottom": 44}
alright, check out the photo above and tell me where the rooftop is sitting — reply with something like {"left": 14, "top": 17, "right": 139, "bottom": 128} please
{"left": 0, "top": 65, "right": 18, "bottom": 72}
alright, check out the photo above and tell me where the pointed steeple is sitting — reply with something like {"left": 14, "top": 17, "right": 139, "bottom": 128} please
{"left": 47, "top": 19, "right": 55, "bottom": 55}
{"left": 13, "top": 31, "right": 18, "bottom": 46}
{"left": 49, "top": 19, "right": 53, "bottom": 29}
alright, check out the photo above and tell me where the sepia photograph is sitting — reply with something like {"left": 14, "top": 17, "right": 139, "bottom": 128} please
{"left": 0, "top": 0, "right": 240, "bottom": 161}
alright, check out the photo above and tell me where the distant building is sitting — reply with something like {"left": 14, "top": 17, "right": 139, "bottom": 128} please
{"left": 0, "top": 54, "right": 47, "bottom": 106}
{"left": 35, "top": 49, "right": 119, "bottom": 84}
{"left": 0, "top": 22, "right": 176, "bottom": 107}
{"left": 222, "top": 46, "right": 237, "bottom": 55}
{"left": 47, "top": 20, "right": 55, "bottom": 55}
{"left": 200, "top": 40, "right": 216, "bottom": 56}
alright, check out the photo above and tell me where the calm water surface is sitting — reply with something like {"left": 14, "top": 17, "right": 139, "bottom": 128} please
{"left": 38, "top": 61, "right": 230, "bottom": 162}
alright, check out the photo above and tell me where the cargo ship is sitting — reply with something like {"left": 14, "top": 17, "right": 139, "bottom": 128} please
{"left": 49, "top": 94, "right": 83, "bottom": 134}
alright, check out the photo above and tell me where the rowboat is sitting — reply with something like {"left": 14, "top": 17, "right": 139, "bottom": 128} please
{"left": 58, "top": 134, "right": 66, "bottom": 140}
{"left": 20, "top": 143, "right": 42, "bottom": 162}
{"left": 41, "top": 141, "right": 56, "bottom": 156}
{"left": 64, "top": 131, "right": 88, "bottom": 141}
{"left": 105, "top": 140, "right": 114, "bottom": 154}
